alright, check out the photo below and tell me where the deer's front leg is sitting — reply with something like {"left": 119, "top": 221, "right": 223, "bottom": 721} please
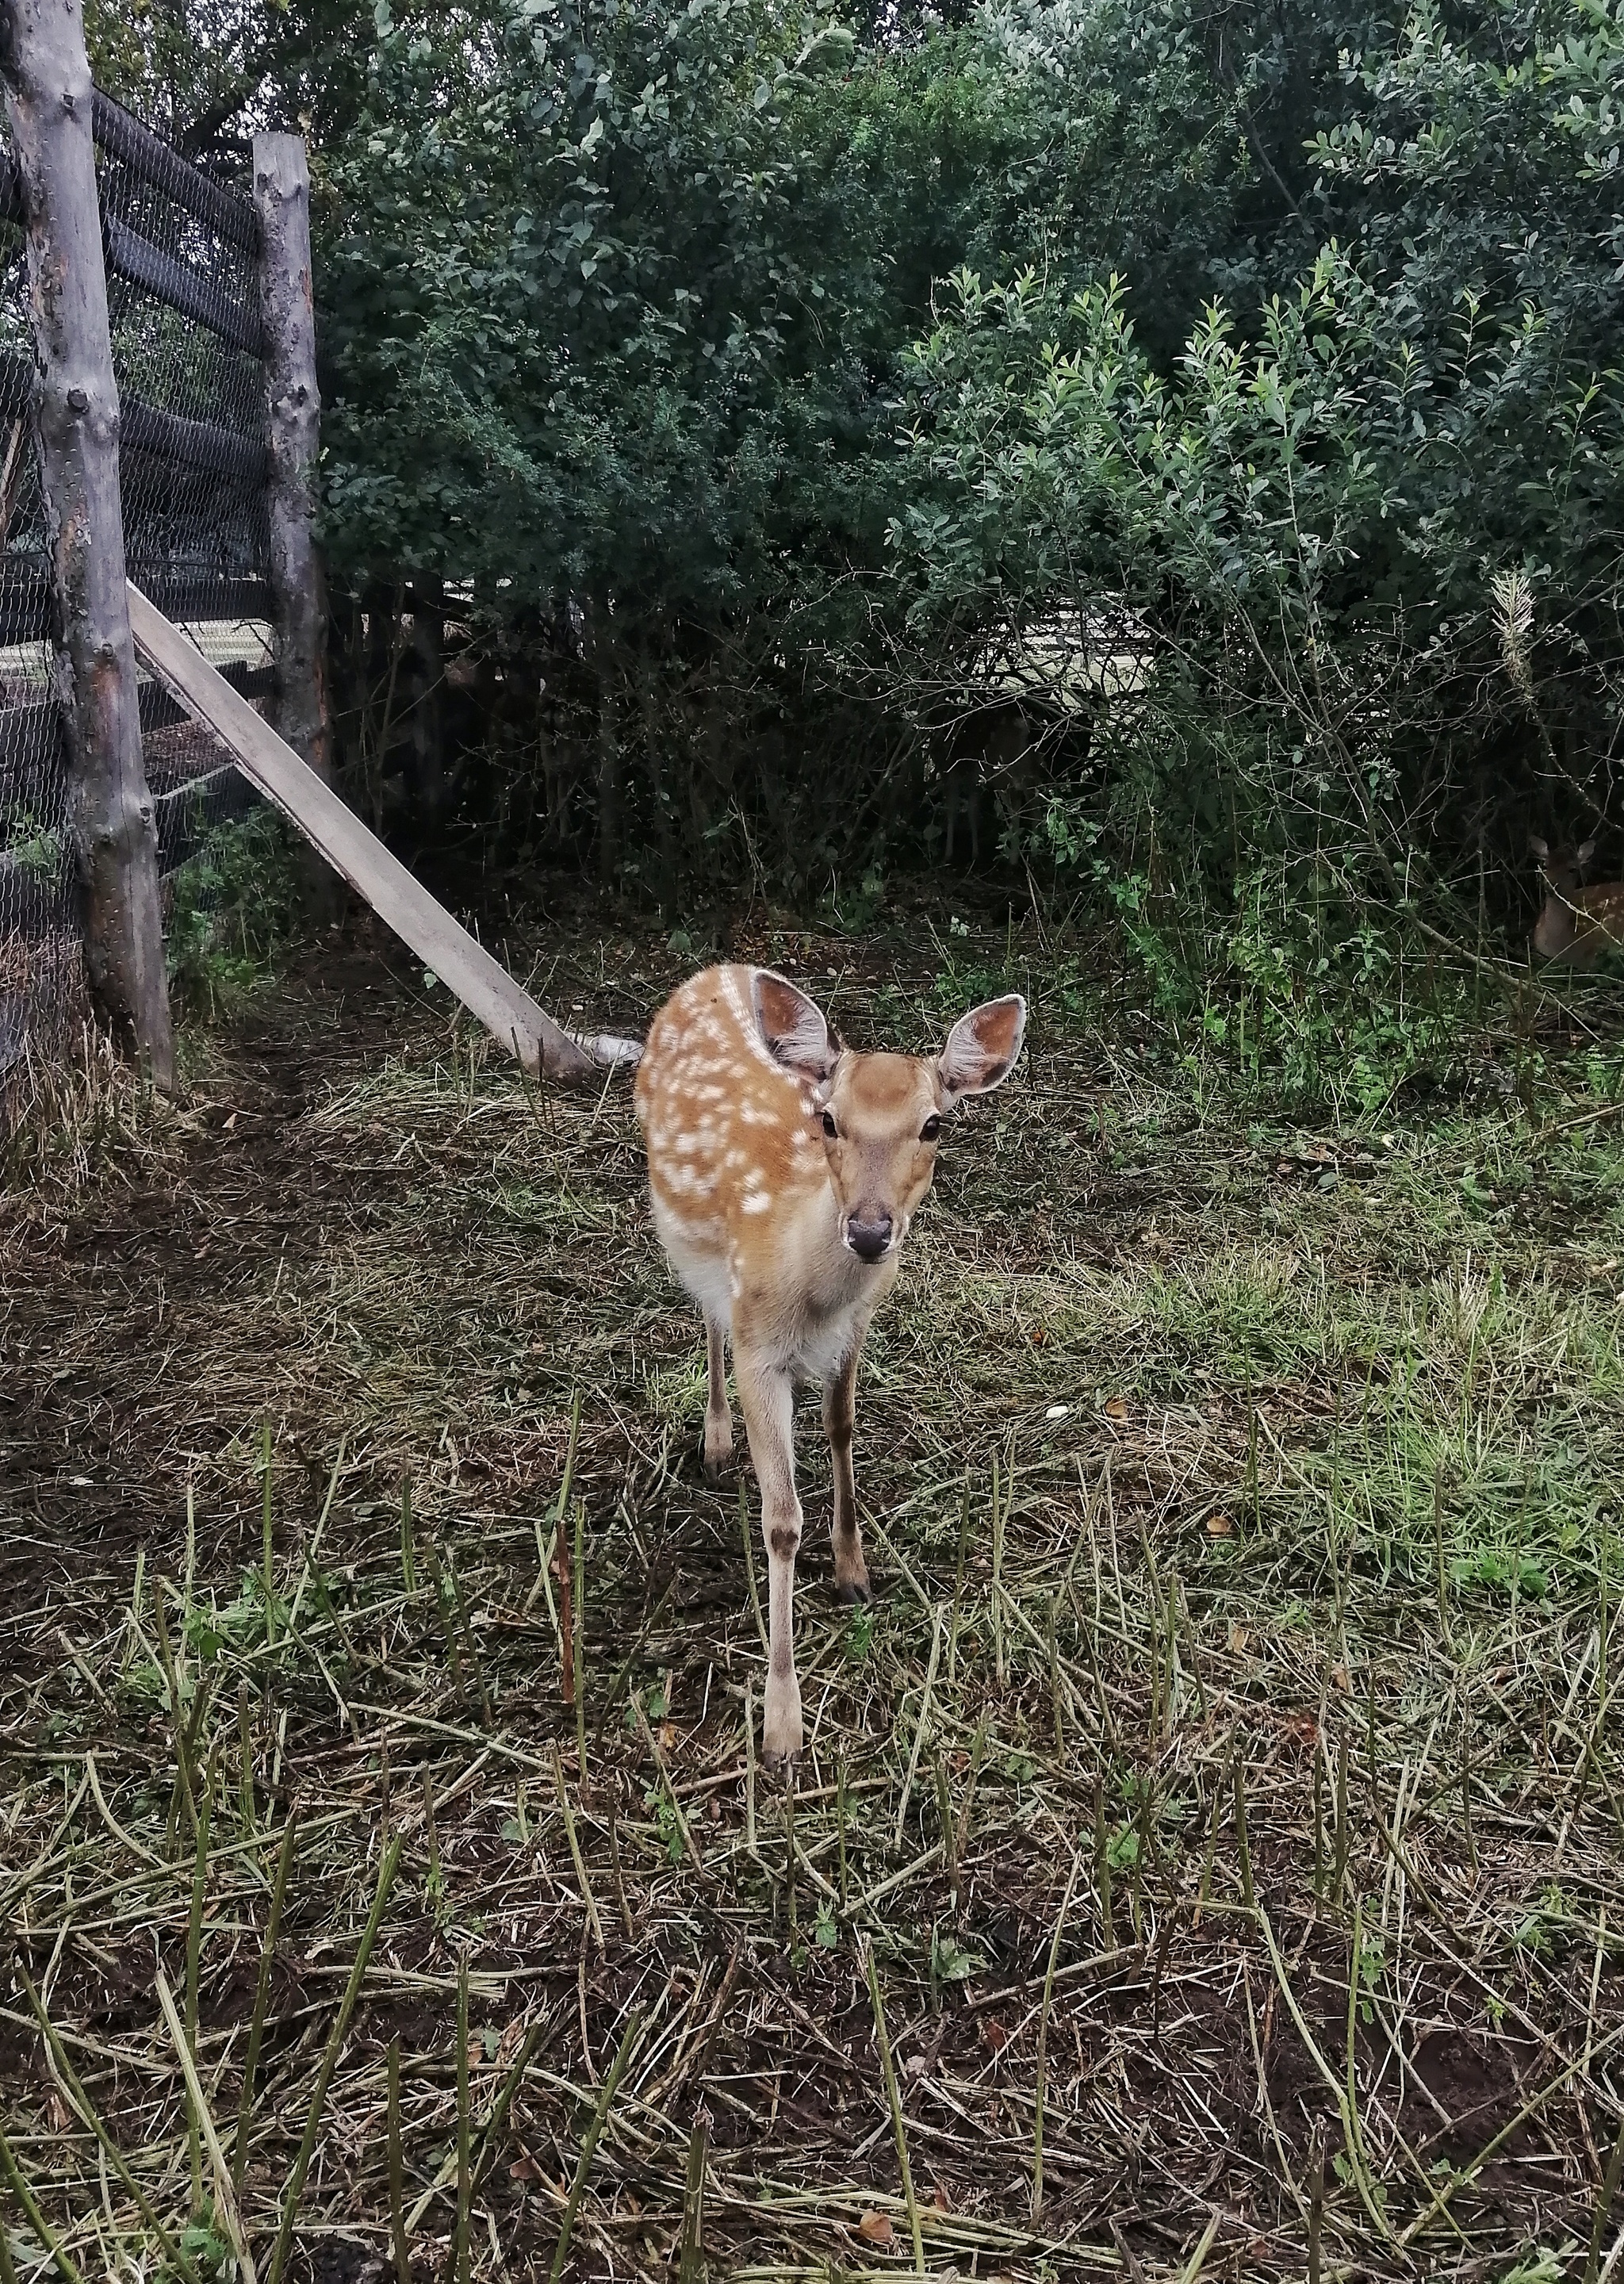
{"left": 734, "top": 1346, "right": 802, "bottom": 1765}
{"left": 824, "top": 1340, "right": 871, "bottom": 1604}
{"left": 703, "top": 1315, "right": 733, "bottom": 1479}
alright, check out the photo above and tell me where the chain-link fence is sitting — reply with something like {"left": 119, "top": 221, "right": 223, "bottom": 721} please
{"left": 1, "top": 92, "right": 273, "bottom": 1123}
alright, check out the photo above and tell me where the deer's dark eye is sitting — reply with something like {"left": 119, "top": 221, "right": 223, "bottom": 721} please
{"left": 821, "top": 1110, "right": 838, "bottom": 1139}
{"left": 920, "top": 1114, "right": 942, "bottom": 1143}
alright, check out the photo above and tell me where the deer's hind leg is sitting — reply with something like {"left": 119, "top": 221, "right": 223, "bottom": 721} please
{"left": 703, "top": 1315, "right": 734, "bottom": 1479}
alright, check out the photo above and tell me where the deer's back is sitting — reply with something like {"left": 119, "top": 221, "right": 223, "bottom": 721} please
{"left": 634, "top": 966, "right": 826, "bottom": 1261}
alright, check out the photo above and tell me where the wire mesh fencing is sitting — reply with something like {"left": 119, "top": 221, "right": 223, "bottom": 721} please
{"left": 0, "top": 190, "right": 82, "bottom": 1112}
{"left": 1, "top": 91, "right": 276, "bottom": 1129}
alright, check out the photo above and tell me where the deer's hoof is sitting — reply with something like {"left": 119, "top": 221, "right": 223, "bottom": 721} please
{"left": 762, "top": 1683, "right": 802, "bottom": 1766}
{"left": 702, "top": 1419, "right": 734, "bottom": 1480}
{"left": 837, "top": 1578, "right": 872, "bottom": 1606}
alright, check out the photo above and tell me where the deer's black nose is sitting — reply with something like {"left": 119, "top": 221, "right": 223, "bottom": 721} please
{"left": 846, "top": 1213, "right": 893, "bottom": 1262}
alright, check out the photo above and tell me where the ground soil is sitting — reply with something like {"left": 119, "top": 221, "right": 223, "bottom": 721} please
{"left": 2, "top": 895, "right": 1618, "bottom": 2284}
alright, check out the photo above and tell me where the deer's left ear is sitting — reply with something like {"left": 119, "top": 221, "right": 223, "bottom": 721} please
{"left": 937, "top": 994, "right": 1026, "bottom": 1104}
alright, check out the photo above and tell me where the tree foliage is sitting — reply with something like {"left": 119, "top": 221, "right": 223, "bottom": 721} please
{"left": 88, "top": 0, "right": 1624, "bottom": 927}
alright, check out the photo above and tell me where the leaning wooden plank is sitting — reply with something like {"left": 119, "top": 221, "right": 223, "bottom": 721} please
{"left": 127, "top": 581, "right": 641, "bottom": 1082}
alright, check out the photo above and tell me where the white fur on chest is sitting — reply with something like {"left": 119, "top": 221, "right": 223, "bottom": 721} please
{"left": 649, "top": 1183, "right": 893, "bottom": 1385}
{"left": 749, "top": 1194, "right": 898, "bottom": 1382}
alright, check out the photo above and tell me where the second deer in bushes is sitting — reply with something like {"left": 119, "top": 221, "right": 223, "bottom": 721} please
{"left": 634, "top": 964, "right": 1026, "bottom": 1765}
{"left": 1531, "top": 837, "right": 1624, "bottom": 967}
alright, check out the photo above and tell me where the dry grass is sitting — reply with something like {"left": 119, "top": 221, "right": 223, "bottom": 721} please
{"left": 2, "top": 899, "right": 1623, "bottom": 2284}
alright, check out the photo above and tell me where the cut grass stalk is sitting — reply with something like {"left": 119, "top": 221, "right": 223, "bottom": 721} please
{"left": 745, "top": 1680, "right": 757, "bottom": 1856}
{"left": 1032, "top": 1846, "right": 1082, "bottom": 2221}
{"left": 453, "top": 1951, "right": 471, "bottom": 2284}
{"left": 236, "top": 1680, "right": 255, "bottom": 1838}
{"left": 1253, "top": 1903, "right": 1399, "bottom": 2250}
{"left": 388, "top": 2036, "right": 410, "bottom": 2284}
{"left": 634, "top": 1696, "right": 703, "bottom": 1876}
{"left": 1586, "top": 2106, "right": 1624, "bottom": 2284}
{"left": 784, "top": 1772, "right": 798, "bottom": 1947}
{"left": 596, "top": 1579, "right": 676, "bottom": 1742}
{"left": 1178, "top": 2212, "right": 1222, "bottom": 2284}
{"left": 948, "top": 1473, "right": 970, "bottom": 1680}
{"left": 556, "top": 1518, "right": 575, "bottom": 1708}
{"left": 0, "top": 2121, "right": 82, "bottom": 2284}
{"left": 991, "top": 1445, "right": 1006, "bottom": 1687}
{"left": 892, "top": 1617, "right": 941, "bottom": 1857}
{"left": 184, "top": 1746, "right": 218, "bottom": 2208}
{"left": 546, "top": 2009, "right": 646, "bottom": 2284}
{"left": 266, "top": 1832, "right": 403, "bottom": 2284}
{"left": 233, "top": 1811, "right": 299, "bottom": 2194}
{"left": 1047, "top": 1592, "right": 1066, "bottom": 1757}
{"left": 679, "top": 2113, "right": 709, "bottom": 2284}
{"left": 573, "top": 1496, "right": 588, "bottom": 1779}
{"left": 1346, "top": 1897, "right": 1366, "bottom": 2172}
{"left": 556, "top": 1389, "right": 583, "bottom": 1531}
{"left": 445, "top": 1545, "right": 493, "bottom": 1729}
{"left": 17, "top": 1960, "right": 201, "bottom": 2284}
{"left": 400, "top": 1473, "right": 416, "bottom": 1594}
{"left": 553, "top": 1742, "right": 607, "bottom": 1953}
{"left": 150, "top": 1582, "right": 199, "bottom": 1850}
{"left": 471, "top": 2020, "right": 545, "bottom": 2190}
{"left": 955, "top": 1720, "right": 986, "bottom": 1878}
{"left": 862, "top": 1937, "right": 925, "bottom": 2275}
{"left": 1308, "top": 2131, "right": 1324, "bottom": 2284}
{"left": 423, "top": 1765, "right": 442, "bottom": 1892}
{"left": 425, "top": 1543, "right": 467, "bottom": 1702}
{"left": 262, "top": 1418, "right": 276, "bottom": 1647}
{"left": 154, "top": 1972, "right": 258, "bottom": 2284}
{"left": 1234, "top": 1752, "right": 1255, "bottom": 1911}
{"left": 933, "top": 1749, "right": 958, "bottom": 1914}
{"left": 0, "top": 2175, "right": 14, "bottom": 2284}
{"left": 607, "top": 1785, "right": 634, "bottom": 1937}
{"left": 1434, "top": 1468, "right": 1453, "bottom": 1649}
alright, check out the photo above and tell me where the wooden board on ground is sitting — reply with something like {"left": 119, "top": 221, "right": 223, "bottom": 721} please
{"left": 127, "top": 581, "right": 624, "bottom": 1082}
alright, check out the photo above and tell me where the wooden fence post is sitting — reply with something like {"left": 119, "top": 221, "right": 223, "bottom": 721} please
{"left": 253, "top": 131, "right": 331, "bottom": 784}
{"left": 2, "top": 0, "right": 174, "bottom": 1088}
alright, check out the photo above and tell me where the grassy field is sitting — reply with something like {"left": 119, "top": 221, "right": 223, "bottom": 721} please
{"left": 2, "top": 893, "right": 1623, "bottom": 2284}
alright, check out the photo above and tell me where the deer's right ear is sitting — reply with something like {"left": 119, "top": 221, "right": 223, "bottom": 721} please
{"left": 752, "top": 969, "right": 836, "bottom": 1081}
{"left": 1530, "top": 836, "right": 1549, "bottom": 864}
{"left": 1578, "top": 838, "right": 1598, "bottom": 867}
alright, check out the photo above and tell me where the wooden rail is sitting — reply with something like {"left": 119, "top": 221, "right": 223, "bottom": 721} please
{"left": 104, "top": 213, "right": 262, "bottom": 353}
{"left": 127, "top": 581, "right": 616, "bottom": 1083}
{"left": 91, "top": 91, "right": 259, "bottom": 255}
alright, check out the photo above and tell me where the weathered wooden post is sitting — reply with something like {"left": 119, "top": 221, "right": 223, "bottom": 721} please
{"left": 2, "top": 0, "right": 174, "bottom": 1088}
{"left": 252, "top": 131, "right": 331, "bottom": 784}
